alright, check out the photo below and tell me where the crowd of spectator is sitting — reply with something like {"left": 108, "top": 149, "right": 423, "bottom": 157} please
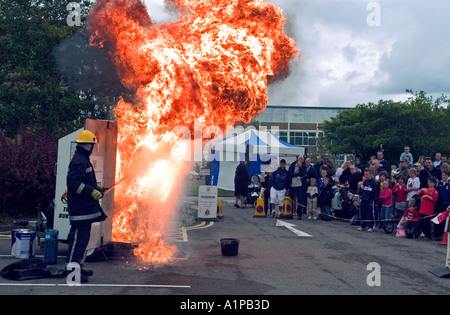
{"left": 261, "top": 146, "right": 450, "bottom": 241}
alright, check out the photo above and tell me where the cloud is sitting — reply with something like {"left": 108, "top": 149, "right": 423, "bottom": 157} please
{"left": 373, "top": 0, "right": 450, "bottom": 95}
{"left": 268, "top": 0, "right": 450, "bottom": 106}
{"left": 142, "top": 0, "right": 450, "bottom": 107}
{"left": 268, "top": 0, "right": 395, "bottom": 106}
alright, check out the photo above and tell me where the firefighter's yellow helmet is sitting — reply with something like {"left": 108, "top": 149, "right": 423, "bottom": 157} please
{"left": 76, "top": 130, "right": 97, "bottom": 144}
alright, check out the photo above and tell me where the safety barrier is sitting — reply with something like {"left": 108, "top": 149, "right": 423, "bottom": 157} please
{"left": 280, "top": 197, "right": 293, "bottom": 219}
{"left": 253, "top": 197, "right": 266, "bottom": 218}
{"left": 289, "top": 198, "right": 446, "bottom": 224}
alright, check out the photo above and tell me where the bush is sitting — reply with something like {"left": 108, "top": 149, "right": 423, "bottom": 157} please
{"left": 0, "top": 127, "right": 57, "bottom": 217}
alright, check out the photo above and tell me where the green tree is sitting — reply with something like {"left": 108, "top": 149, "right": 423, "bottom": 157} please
{"left": 0, "top": 0, "right": 123, "bottom": 217}
{"left": 321, "top": 90, "right": 450, "bottom": 165}
{"left": 0, "top": 0, "right": 103, "bottom": 137}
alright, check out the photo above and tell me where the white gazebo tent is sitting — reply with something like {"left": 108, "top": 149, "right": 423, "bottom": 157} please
{"left": 208, "top": 128, "right": 306, "bottom": 190}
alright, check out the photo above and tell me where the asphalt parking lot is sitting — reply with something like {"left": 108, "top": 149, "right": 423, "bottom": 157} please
{"left": 0, "top": 196, "right": 449, "bottom": 297}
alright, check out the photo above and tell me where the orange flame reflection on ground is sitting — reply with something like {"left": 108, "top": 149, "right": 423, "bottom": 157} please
{"left": 88, "top": 0, "right": 298, "bottom": 263}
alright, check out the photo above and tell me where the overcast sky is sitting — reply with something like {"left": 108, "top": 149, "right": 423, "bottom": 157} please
{"left": 144, "top": 0, "right": 450, "bottom": 107}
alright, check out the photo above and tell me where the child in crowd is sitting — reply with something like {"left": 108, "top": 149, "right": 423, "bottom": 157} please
{"left": 392, "top": 174, "right": 408, "bottom": 215}
{"left": 391, "top": 165, "right": 399, "bottom": 178}
{"left": 435, "top": 169, "right": 450, "bottom": 241}
{"left": 306, "top": 177, "right": 319, "bottom": 220}
{"left": 417, "top": 177, "right": 438, "bottom": 239}
{"left": 317, "top": 169, "right": 328, "bottom": 192}
{"left": 403, "top": 198, "right": 420, "bottom": 238}
{"left": 376, "top": 171, "right": 388, "bottom": 227}
{"left": 357, "top": 169, "right": 377, "bottom": 232}
{"left": 399, "top": 146, "right": 414, "bottom": 168}
{"left": 379, "top": 180, "right": 393, "bottom": 227}
{"left": 406, "top": 168, "right": 420, "bottom": 201}
{"left": 318, "top": 177, "right": 334, "bottom": 221}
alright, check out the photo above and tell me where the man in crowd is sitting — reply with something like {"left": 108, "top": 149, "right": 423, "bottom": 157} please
{"left": 288, "top": 156, "right": 307, "bottom": 219}
{"left": 270, "top": 159, "right": 289, "bottom": 218}
{"left": 419, "top": 157, "right": 442, "bottom": 188}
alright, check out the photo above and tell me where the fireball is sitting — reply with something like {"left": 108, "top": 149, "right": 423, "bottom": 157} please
{"left": 87, "top": 0, "right": 298, "bottom": 263}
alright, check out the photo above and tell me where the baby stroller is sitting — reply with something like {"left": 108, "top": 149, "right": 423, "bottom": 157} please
{"left": 245, "top": 174, "right": 262, "bottom": 207}
{"left": 383, "top": 208, "right": 405, "bottom": 234}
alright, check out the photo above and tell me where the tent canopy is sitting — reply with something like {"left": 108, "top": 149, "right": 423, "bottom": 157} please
{"left": 209, "top": 128, "right": 306, "bottom": 190}
{"left": 211, "top": 128, "right": 304, "bottom": 158}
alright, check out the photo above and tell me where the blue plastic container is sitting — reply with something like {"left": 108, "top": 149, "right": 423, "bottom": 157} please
{"left": 43, "top": 230, "right": 59, "bottom": 264}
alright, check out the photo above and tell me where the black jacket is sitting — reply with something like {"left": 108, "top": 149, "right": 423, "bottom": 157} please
{"left": 67, "top": 146, "right": 107, "bottom": 226}
{"left": 357, "top": 178, "right": 377, "bottom": 202}
{"left": 419, "top": 167, "right": 442, "bottom": 188}
{"left": 318, "top": 184, "right": 334, "bottom": 207}
{"left": 288, "top": 161, "right": 307, "bottom": 189}
{"left": 234, "top": 162, "right": 249, "bottom": 196}
{"left": 347, "top": 172, "right": 362, "bottom": 193}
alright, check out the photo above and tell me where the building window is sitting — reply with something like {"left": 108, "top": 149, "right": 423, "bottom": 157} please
{"left": 318, "top": 109, "right": 340, "bottom": 123}
{"left": 261, "top": 108, "right": 288, "bottom": 122}
{"left": 279, "top": 131, "right": 288, "bottom": 143}
{"left": 290, "top": 108, "right": 309, "bottom": 123}
{"left": 289, "top": 131, "right": 323, "bottom": 146}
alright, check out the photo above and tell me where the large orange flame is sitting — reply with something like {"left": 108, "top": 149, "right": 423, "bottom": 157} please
{"left": 87, "top": 0, "right": 298, "bottom": 263}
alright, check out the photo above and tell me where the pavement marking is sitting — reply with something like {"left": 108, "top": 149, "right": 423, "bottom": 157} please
{"left": 168, "top": 221, "right": 215, "bottom": 243}
{"left": 0, "top": 231, "right": 11, "bottom": 239}
{"left": 276, "top": 220, "right": 313, "bottom": 237}
{"left": 182, "top": 221, "right": 214, "bottom": 242}
{"left": 0, "top": 254, "right": 188, "bottom": 260}
{"left": 0, "top": 282, "right": 191, "bottom": 288}
{"left": 0, "top": 254, "right": 68, "bottom": 259}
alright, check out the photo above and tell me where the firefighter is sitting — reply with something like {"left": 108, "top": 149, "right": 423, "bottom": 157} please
{"left": 66, "top": 130, "right": 107, "bottom": 283}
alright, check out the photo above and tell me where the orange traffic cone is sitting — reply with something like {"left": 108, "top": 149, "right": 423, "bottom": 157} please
{"left": 439, "top": 216, "right": 449, "bottom": 245}
{"left": 439, "top": 232, "right": 448, "bottom": 245}
{"left": 217, "top": 198, "right": 223, "bottom": 219}
{"left": 280, "top": 196, "right": 293, "bottom": 219}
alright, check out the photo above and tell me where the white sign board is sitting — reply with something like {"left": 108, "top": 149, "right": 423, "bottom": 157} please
{"left": 198, "top": 185, "right": 218, "bottom": 221}
{"left": 54, "top": 128, "right": 83, "bottom": 241}
{"left": 54, "top": 119, "right": 117, "bottom": 246}
{"left": 200, "top": 168, "right": 210, "bottom": 176}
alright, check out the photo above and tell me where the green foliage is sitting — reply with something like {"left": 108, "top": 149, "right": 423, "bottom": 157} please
{"left": 0, "top": 0, "right": 101, "bottom": 137}
{"left": 321, "top": 90, "right": 450, "bottom": 164}
{"left": 0, "top": 0, "right": 116, "bottom": 217}
{"left": 0, "top": 127, "right": 58, "bottom": 217}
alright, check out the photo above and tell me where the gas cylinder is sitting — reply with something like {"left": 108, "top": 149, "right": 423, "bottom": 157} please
{"left": 43, "top": 230, "right": 59, "bottom": 264}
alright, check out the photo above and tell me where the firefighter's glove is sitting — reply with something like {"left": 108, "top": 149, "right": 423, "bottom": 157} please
{"left": 96, "top": 184, "right": 104, "bottom": 193}
{"left": 91, "top": 189, "right": 103, "bottom": 200}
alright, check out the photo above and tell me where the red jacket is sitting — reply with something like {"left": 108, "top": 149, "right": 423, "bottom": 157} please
{"left": 379, "top": 188, "right": 393, "bottom": 206}
{"left": 417, "top": 188, "right": 438, "bottom": 216}
{"left": 392, "top": 184, "right": 407, "bottom": 202}
{"left": 404, "top": 208, "right": 420, "bottom": 225}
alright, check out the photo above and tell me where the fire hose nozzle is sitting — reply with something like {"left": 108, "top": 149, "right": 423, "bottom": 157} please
{"left": 103, "top": 176, "right": 128, "bottom": 195}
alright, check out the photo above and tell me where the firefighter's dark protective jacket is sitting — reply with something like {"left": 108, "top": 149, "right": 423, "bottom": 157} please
{"left": 67, "top": 146, "right": 107, "bottom": 226}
